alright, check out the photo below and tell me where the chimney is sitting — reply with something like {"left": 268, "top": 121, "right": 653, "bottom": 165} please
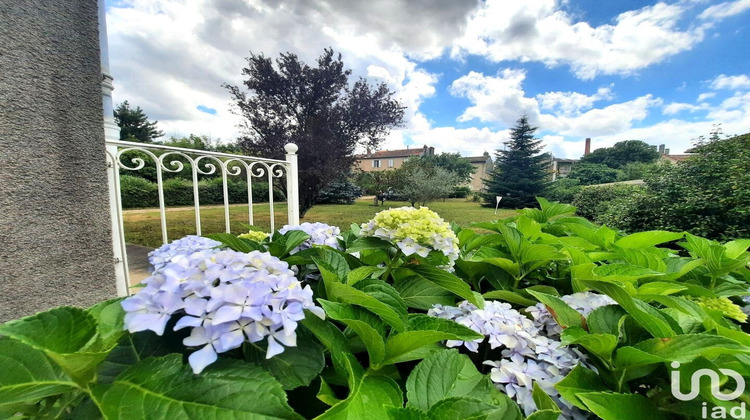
{"left": 428, "top": 146, "right": 435, "bottom": 156}
{"left": 584, "top": 138, "right": 591, "bottom": 156}
{"left": 664, "top": 148, "right": 670, "bottom": 155}
{"left": 658, "top": 144, "right": 665, "bottom": 154}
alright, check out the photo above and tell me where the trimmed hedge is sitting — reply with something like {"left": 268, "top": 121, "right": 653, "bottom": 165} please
{"left": 120, "top": 175, "right": 286, "bottom": 209}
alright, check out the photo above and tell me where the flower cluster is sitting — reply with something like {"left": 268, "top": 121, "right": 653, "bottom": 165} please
{"left": 360, "top": 206, "right": 459, "bottom": 268}
{"left": 147, "top": 235, "right": 220, "bottom": 272}
{"left": 693, "top": 296, "right": 747, "bottom": 323}
{"left": 279, "top": 222, "right": 342, "bottom": 253}
{"left": 122, "top": 237, "right": 325, "bottom": 374}
{"left": 429, "top": 300, "right": 587, "bottom": 417}
{"left": 527, "top": 292, "right": 616, "bottom": 339}
{"left": 238, "top": 230, "right": 271, "bottom": 242}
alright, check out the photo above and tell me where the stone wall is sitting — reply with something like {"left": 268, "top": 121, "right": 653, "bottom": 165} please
{"left": 0, "top": 1, "right": 117, "bottom": 321}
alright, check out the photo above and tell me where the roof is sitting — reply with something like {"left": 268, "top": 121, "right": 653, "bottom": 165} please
{"left": 357, "top": 147, "right": 427, "bottom": 159}
{"left": 466, "top": 155, "right": 492, "bottom": 164}
{"left": 660, "top": 154, "right": 692, "bottom": 163}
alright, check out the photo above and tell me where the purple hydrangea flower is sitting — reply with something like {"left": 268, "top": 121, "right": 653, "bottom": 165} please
{"left": 279, "top": 222, "right": 342, "bottom": 253}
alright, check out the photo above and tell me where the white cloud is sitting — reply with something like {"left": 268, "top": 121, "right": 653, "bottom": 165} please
{"left": 698, "top": 0, "right": 750, "bottom": 20}
{"left": 697, "top": 92, "right": 716, "bottom": 101}
{"left": 662, "top": 102, "right": 704, "bottom": 115}
{"left": 537, "top": 86, "right": 614, "bottom": 116}
{"left": 450, "top": 69, "right": 540, "bottom": 125}
{"left": 709, "top": 74, "right": 750, "bottom": 90}
{"left": 451, "top": 0, "right": 705, "bottom": 80}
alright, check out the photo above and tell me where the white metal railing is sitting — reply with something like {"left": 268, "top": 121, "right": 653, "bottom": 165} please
{"left": 105, "top": 140, "right": 299, "bottom": 296}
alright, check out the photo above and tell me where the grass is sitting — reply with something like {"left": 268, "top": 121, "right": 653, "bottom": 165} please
{"left": 123, "top": 198, "right": 518, "bottom": 248}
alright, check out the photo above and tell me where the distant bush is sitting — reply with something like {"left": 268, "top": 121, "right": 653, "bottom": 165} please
{"left": 448, "top": 186, "right": 471, "bottom": 198}
{"left": 121, "top": 177, "right": 285, "bottom": 209}
{"left": 316, "top": 180, "right": 363, "bottom": 204}
{"left": 542, "top": 178, "right": 582, "bottom": 203}
{"left": 571, "top": 184, "right": 644, "bottom": 221}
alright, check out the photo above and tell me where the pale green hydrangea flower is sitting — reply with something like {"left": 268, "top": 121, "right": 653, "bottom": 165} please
{"left": 238, "top": 230, "right": 271, "bottom": 242}
{"left": 360, "top": 206, "right": 459, "bottom": 268}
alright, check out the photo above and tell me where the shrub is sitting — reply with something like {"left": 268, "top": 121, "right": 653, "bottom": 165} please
{"left": 448, "top": 186, "right": 471, "bottom": 198}
{"left": 542, "top": 177, "right": 581, "bottom": 203}
{"left": 120, "top": 175, "right": 158, "bottom": 208}
{"left": 571, "top": 183, "right": 643, "bottom": 221}
{"left": 315, "top": 179, "right": 362, "bottom": 204}
{"left": 568, "top": 162, "right": 621, "bottom": 185}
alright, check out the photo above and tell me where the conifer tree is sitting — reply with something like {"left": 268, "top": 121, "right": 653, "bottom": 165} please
{"left": 114, "top": 101, "right": 164, "bottom": 143}
{"left": 483, "top": 115, "right": 549, "bottom": 208}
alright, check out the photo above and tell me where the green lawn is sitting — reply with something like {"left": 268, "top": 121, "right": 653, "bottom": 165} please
{"left": 123, "top": 198, "right": 518, "bottom": 248}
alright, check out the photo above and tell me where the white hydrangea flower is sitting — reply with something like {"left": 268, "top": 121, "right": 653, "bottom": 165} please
{"left": 123, "top": 236, "right": 325, "bottom": 374}
{"left": 279, "top": 222, "right": 342, "bottom": 253}
{"left": 429, "top": 299, "right": 590, "bottom": 418}
{"left": 148, "top": 235, "right": 221, "bottom": 273}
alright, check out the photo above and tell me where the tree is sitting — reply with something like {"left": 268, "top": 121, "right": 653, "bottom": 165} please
{"left": 483, "top": 115, "right": 549, "bottom": 208}
{"left": 225, "top": 48, "right": 404, "bottom": 216}
{"left": 401, "top": 152, "right": 476, "bottom": 184}
{"left": 580, "top": 140, "right": 659, "bottom": 169}
{"left": 396, "top": 167, "right": 460, "bottom": 207}
{"left": 114, "top": 100, "right": 164, "bottom": 143}
{"left": 568, "top": 162, "right": 620, "bottom": 185}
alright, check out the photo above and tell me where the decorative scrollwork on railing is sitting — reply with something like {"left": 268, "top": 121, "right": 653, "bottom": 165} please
{"left": 106, "top": 140, "right": 293, "bottom": 244}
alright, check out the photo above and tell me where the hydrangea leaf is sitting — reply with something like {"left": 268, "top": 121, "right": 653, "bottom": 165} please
{"left": 387, "top": 406, "right": 431, "bottom": 420}
{"left": 398, "top": 264, "right": 480, "bottom": 307}
{"left": 91, "top": 355, "right": 302, "bottom": 419}
{"left": 0, "top": 306, "right": 111, "bottom": 384}
{"left": 243, "top": 329, "right": 325, "bottom": 390}
{"left": 525, "top": 409, "right": 564, "bottom": 420}
{"left": 482, "top": 291, "right": 537, "bottom": 307}
{"left": 347, "top": 237, "right": 394, "bottom": 253}
{"left": 586, "top": 305, "right": 627, "bottom": 336}
{"left": 86, "top": 298, "right": 127, "bottom": 350}
{"left": 577, "top": 392, "right": 659, "bottom": 420}
{"left": 346, "top": 266, "right": 385, "bottom": 285}
{"left": 614, "top": 231, "right": 684, "bottom": 249}
{"left": 300, "top": 311, "right": 352, "bottom": 377}
{"left": 426, "top": 397, "right": 498, "bottom": 420}
{"left": 318, "top": 300, "right": 386, "bottom": 367}
{"left": 616, "top": 334, "right": 750, "bottom": 368}
{"left": 393, "top": 275, "right": 455, "bottom": 310}
{"left": 204, "top": 233, "right": 262, "bottom": 252}
{"left": 554, "top": 365, "right": 609, "bottom": 410}
{"left": 582, "top": 280, "right": 676, "bottom": 338}
{"left": 382, "top": 316, "right": 483, "bottom": 366}
{"left": 405, "top": 349, "right": 484, "bottom": 412}
{"left": 560, "top": 327, "right": 618, "bottom": 363}
{"left": 0, "top": 339, "right": 78, "bottom": 408}
{"left": 526, "top": 290, "right": 586, "bottom": 330}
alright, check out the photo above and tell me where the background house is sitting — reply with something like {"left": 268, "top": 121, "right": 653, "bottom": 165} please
{"left": 355, "top": 145, "right": 434, "bottom": 172}
{"left": 466, "top": 153, "right": 493, "bottom": 191}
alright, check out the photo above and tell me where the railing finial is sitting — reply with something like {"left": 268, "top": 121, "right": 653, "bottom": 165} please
{"left": 284, "top": 143, "right": 298, "bottom": 154}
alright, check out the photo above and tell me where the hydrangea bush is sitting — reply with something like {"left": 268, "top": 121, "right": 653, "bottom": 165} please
{"left": 2, "top": 200, "right": 749, "bottom": 419}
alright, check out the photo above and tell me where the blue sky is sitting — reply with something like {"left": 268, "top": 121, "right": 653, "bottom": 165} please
{"left": 106, "top": 0, "right": 750, "bottom": 158}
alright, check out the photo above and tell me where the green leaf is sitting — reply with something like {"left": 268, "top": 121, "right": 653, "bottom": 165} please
{"left": 319, "top": 300, "right": 386, "bottom": 366}
{"left": 519, "top": 244, "right": 566, "bottom": 265}
{"left": 243, "top": 329, "right": 325, "bottom": 390}
{"left": 526, "top": 290, "right": 585, "bottom": 330}
{"left": 394, "top": 275, "right": 455, "bottom": 310}
{"left": 593, "top": 263, "right": 663, "bottom": 281}
{"left": 554, "top": 365, "right": 608, "bottom": 410}
{"left": 582, "top": 280, "right": 675, "bottom": 338}
{"left": 381, "top": 315, "right": 483, "bottom": 365}
{"left": 615, "top": 334, "right": 750, "bottom": 367}
{"left": 86, "top": 298, "right": 127, "bottom": 349}
{"left": 577, "top": 392, "right": 659, "bottom": 420}
{"left": 301, "top": 311, "right": 351, "bottom": 376}
{"left": 347, "top": 266, "right": 385, "bottom": 285}
{"left": 317, "top": 355, "right": 403, "bottom": 419}
{"left": 91, "top": 355, "right": 302, "bottom": 419}
{"left": 636, "top": 282, "right": 686, "bottom": 296}
{"left": 0, "top": 339, "right": 78, "bottom": 408}
{"left": 387, "top": 406, "right": 430, "bottom": 420}
{"left": 482, "top": 291, "right": 537, "bottom": 307}
{"left": 531, "top": 382, "right": 560, "bottom": 412}
{"left": 586, "top": 305, "right": 627, "bottom": 336}
{"left": 525, "top": 410, "right": 563, "bottom": 420}
{"left": 724, "top": 239, "right": 750, "bottom": 259}
{"left": 482, "top": 258, "right": 520, "bottom": 277}
{"left": 426, "top": 397, "right": 498, "bottom": 420}
{"left": 347, "top": 236, "right": 394, "bottom": 253}
{"left": 405, "top": 349, "right": 484, "bottom": 412}
{"left": 327, "top": 282, "right": 408, "bottom": 332}
{"left": 316, "top": 248, "right": 351, "bottom": 281}
{"left": 0, "top": 307, "right": 111, "bottom": 384}
{"left": 614, "top": 231, "right": 684, "bottom": 249}
{"left": 204, "top": 233, "right": 264, "bottom": 252}
{"left": 397, "top": 264, "right": 481, "bottom": 307}
{"left": 560, "top": 328, "right": 618, "bottom": 363}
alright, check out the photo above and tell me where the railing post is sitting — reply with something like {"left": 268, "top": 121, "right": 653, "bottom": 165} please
{"left": 284, "top": 143, "right": 300, "bottom": 226}
{"left": 101, "top": 0, "right": 129, "bottom": 297}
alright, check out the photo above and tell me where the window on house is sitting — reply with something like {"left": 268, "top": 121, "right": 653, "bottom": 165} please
{"left": 388, "top": 159, "right": 394, "bottom": 167}
{"left": 373, "top": 159, "right": 381, "bottom": 168}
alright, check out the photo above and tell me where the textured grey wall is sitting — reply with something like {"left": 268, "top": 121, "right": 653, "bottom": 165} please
{"left": 0, "top": 1, "right": 117, "bottom": 321}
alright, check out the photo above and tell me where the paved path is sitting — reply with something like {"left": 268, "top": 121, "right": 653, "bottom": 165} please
{"left": 126, "top": 243, "right": 153, "bottom": 286}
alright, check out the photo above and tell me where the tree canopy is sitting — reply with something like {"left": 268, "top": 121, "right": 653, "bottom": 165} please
{"left": 225, "top": 48, "right": 404, "bottom": 215}
{"left": 114, "top": 100, "right": 164, "bottom": 143}
{"left": 580, "top": 140, "right": 660, "bottom": 169}
{"left": 400, "top": 152, "right": 476, "bottom": 184}
{"left": 483, "top": 115, "right": 549, "bottom": 208}
{"left": 568, "top": 162, "right": 620, "bottom": 185}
